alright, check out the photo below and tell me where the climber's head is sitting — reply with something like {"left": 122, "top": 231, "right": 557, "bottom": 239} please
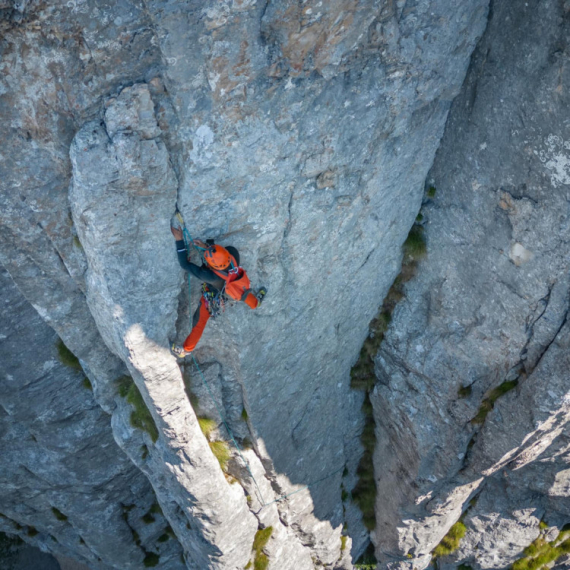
{"left": 204, "top": 245, "right": 231, "bottom": 270}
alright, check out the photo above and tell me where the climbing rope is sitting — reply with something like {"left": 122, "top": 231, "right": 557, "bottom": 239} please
{"left": 175, "top": 210, "right": 206, "bottom": 262}
{"left": 175, "top": 209, "right": 228, "bottom": 314}
{"left": 175, "top": 208, "right": 345, "bottom": 509}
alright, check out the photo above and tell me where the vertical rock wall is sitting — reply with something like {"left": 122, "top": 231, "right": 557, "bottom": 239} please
{"left": 0, "top": 0, "right": 490, "bottom": 567}
{"left": 0, "top": 267, "right": 185, "bottom": 569}
{"left": 371, "top": 0, "right": 570, "bottom": 567}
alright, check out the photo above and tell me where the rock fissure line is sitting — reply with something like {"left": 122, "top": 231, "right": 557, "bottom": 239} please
{"left": 524, "top": 301, "right": 570, "bottom": 377}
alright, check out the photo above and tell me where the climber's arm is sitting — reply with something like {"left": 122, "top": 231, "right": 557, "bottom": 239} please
{"left": 174, "top": 239, "right": 224, "bottom": 287}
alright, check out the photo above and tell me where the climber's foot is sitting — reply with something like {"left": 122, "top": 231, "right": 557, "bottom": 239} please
{"left": 256, "top": 287, "right": 267, "bottom": 305}
{"left": 171, "top": 344, "right": 190, "bottom": 359}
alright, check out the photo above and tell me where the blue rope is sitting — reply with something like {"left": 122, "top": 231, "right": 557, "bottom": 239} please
{"left": 175, "top": 210, "right": 344, "bottom": 509}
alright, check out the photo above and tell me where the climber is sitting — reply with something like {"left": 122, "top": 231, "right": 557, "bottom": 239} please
{"left": 170, "top": 225, "right": 267, "bottom": 358}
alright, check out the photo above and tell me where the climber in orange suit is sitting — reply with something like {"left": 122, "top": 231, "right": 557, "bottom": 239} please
{"left": 170, "top": 226, "right": 266, "bottom": 358}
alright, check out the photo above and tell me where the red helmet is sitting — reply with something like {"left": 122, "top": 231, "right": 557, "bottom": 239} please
{"left": 204, "top": 245, "right": 231, "bottom": 270}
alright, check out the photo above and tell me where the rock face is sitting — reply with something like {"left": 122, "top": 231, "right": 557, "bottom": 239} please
{"left": 0, "top": 267, "right": 185, "bottom": 569}
{"left": 0, "top": 0, "right": 495, "bottom": 568}
{"left": 371, "top": 0, "right": 570, "bottom": 567}
{"left": 69, "top": 84, "right": 258, "bottom": 570}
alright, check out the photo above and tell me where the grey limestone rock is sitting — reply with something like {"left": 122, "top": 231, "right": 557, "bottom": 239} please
{"left": 0, "top": 0, "right": 493, "bottom": 567}
{"left": 371, "top": 0, "right": 570, "bottom": 567}
{"left": 0, "top": 267, "right": 185, "bottom": 569}
{"left": 69, "top": 83, "right": 259, "bottom": 570}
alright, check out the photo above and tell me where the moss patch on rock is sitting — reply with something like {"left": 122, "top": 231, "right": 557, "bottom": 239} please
{"left": 116, "top": 376, "right": 159, "bottom": 443}
{"left": 511, "top": 525, "right": 570, "bottom": 570}
{"left": 209, "top": 440, "right": 231, "bottom": 472}
{"left": 56, "top": 339, "right": 82, "bottom": 371}
{"left": 198, "top": 417, "right": 217, "bottom": 439}
{"left": 250, "top": 526, "right": 272, "bottom": 570}
{"left": 433, "top": 521, "right": 467, "bottom": 559}
{"left": 471, "top": 379, "right": 518, "bottom": 424}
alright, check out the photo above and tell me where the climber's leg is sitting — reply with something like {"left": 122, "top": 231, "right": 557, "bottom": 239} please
{"left": 182, "top": 297, "right": 211, "bottom": 352}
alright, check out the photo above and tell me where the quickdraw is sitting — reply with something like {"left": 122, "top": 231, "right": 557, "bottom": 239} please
{"left": 202, "top": 283, "right": 225, "bottom": 318}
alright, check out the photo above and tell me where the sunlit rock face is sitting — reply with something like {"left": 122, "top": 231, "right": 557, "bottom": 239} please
{"left": 1, "top": 0, "right": 490, "bottom": 568}
{"left": 371, "top": 0, "right": 570, "bottom": 567}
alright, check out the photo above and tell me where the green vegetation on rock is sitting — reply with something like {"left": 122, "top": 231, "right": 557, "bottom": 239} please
{"left": 209, "top": 440, "right": 231, "bottom": 472}
{"left": 511, "top": 525, "right": 570, "bottom": 570}
{"left": 82, "top": 377, "right": 93, "bottom": 391}
{"left": 56, "top": 339, "right": 82, "bottom": 371}
{"left": 349, "top": 221, "right": 428, "bottom": 531}
{"left": 351, "top": 393, "right": 377, "bottom": 530}
{"left": 403, "top": 225, "right": 427, "bottom": 261}
{"left": 121, "top": 504, "right": 141, "bottom": 547}
{"left": 250, "top": 527, "right": 272, "bottom": 570}
{"left": 157, "top": 525, "right": 176, "bottom": 542}
{"left": 116, "top": 375, "right": 159, "bottom": 443}
{"left": 432, "top": 521, "right": 467, "bottom": 559}
{"left": 142, "top": 503, "right": 161, "bottom": 524}
{"left": 143, "top": 552, "right": 160, "bottom": 567}
{"left": 355, "top": 543, "right": 377, "bottom": 569}
{"left": 471, "top": 380, "right": 518, "bottom": 424}
{"left": 427, "top": 185, "right": 437, "bottom": 197}
{"left": 116, "top": 375, "right": 133, "bottom": 398}
{"left": 458, "top": 384, "right": 472, "bottom": 398}
{"left": 198, "top": 417, "right": 217, "bottom": 439}
{"left": 149, "top": 502, "right": 162, "bottom": 515}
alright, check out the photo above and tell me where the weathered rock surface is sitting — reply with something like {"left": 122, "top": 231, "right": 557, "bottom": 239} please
{"left": 0, "top": 0, "right": 492, "bottom": 568}
{"left": 0, "top": 267, "right": 185, "bottom": 569}
{"left": 372, "top": 0, "right": 570, "bottom": 567}
{"left": 145, "top": 0, "right": 489, "bottom": 565}
{"left": 70, "top": 83, "right": 258, "bottom": 570}
{"left": 0, "top": 532, "right": 61, "bottom": 570}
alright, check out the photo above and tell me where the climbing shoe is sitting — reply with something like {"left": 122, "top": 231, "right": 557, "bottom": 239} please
{"left": 256, "top": 287, "right": 267, "bottom": 305}
{"left": 171, "top": 344, "right": 190, "bottom": 359}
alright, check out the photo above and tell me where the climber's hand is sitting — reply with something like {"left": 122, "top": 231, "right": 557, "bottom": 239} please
{"left": 193, "top": 239, "right": 207, "bottom": 249}
{"left": 171, "top": 226, "right": 183, "bottom": 240}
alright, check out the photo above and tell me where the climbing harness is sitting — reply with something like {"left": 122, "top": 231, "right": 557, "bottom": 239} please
{"left": 174, "top": 208, "right": 343, "bottom": 510}
{"left": 202, "top": 283, "right": 226, "bottom": 318}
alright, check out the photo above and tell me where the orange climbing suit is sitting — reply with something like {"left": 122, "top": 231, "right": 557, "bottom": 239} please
{"left": 182, "top": 250, "right": 258, "bottom": 352}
